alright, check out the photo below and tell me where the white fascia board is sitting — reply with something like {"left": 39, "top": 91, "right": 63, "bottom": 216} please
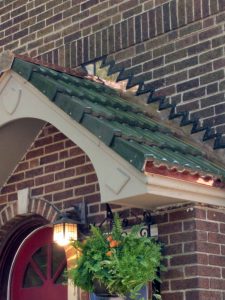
{"left": 146, "top": 173, "right": 225, "bottom": 207}
{"left": 110, "top": 173, "right": 225, "bottom": 209}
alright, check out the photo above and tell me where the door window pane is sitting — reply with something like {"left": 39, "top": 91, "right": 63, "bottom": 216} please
{"left": 23, "top": 263, "right": 43, "bottom": 288}
{"left": 32, "top": 246, "right": 48, "bottom": 278}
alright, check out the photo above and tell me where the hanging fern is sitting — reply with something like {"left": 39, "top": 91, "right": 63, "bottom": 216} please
{"left": 69, "top": 214, "right": 164, "bottom": 300}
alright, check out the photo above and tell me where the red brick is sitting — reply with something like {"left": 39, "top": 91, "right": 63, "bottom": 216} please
{"left": 65, "top": 156, "right": 86, "bottom": 168}
{"left": 209, "top": 255, "right": 225, "bottom": 266}
{"left": 184, "top": 241, "right": 220, "bottom": 254}
{"left": 220, "top": 223, "right": 225, "bottom": 233}
{"left": 31, "top": 187, "right": 44, "bottom": 196}
{"left": 194, "top": 207, "right": 207, "bottom": 219}
{"left": 54, "top": 132, "right": 67, "bottom": 142}
{"left": 164, "top": 244, "right": 182, "bottom": 256}
{"left": 13, "top": 12, "right": 28, "bottom": 23}
{"left": 35, "top": 174, "right": 54, "bottom": 186}
{"left": 207, "top": 210, "right": 225, "bottom": 222}
{"left": 208, "top": 232, "right": 225, "bottom": 244}
{"left": 163, "top": 267, "right": 184, "bottom": 280}
{"left": 158, "top": 222, "right": 182, "bottom": 235}
{"left": 80, "top": 15, "right": 98, "bottom": 28}
{"left": 26, "top": 167, "right": 43, "bottom": 178}
{"left": 160, "top": 280, "right": 169, "bottom": 291}
{"left": 54, "top": 169, "right": 74, "bottom": 181}
{"left": 186, "top": 290, "right": 222, "bottom": 300}
{"left": 169, "top": 208, "right": 195, "bottom": 221}
{"left": 65, "top": 176, "right": 85, "bottom": 188}
{"left": 75, "top": 184, "right": 95, "bottom": 196}
{"left": 211, "top": 278, "right": 225, "bottom": 289}
{"left": 185, "top": 265, "right": 221, "bottom": 277}
{"left": 40, "top": 153, "right": 58, "bottom": 165}
{"left": 17, "top": 179, "right": 34, "bottom": 190}
{"left": 86, "top": 173, "right": 98, "bottom": 183}
{"left": 69, "top": 146, "right": 84, "bottom": 156}
{"left": 170, "top": 231, "right": 207, "bottom": 244}
{"left": 26, "top": 148, "right": 44, "bottom": 159}
{"left": 5, "top": 24, "right": 20, "bottom": 36}
{"left": 7, "top": 173, "right": 24, "bottom": 184}
{"left": 44, "top": 162, "right": 64, "bottom": 173}
{"left": 119, "top": 0, "right": 138, "bottom": 12}
{"left": 30, "top": 159, "right": 39, "bottom": 168}
{"left": 0, "top": 195, "right": 7, "bottom": 204}
{"left": 84, "top": 193, "right": 101, "bottom": 204}
{"left": 89, "top": 204, "right": 100, "bottom": 214}
{"left": 53, "top": 189, "right": 73, "bottom": 201}
{"left": 76, "top": 163, "right": 95, "bottom": 175}
{"left": 161, "top": 292, "right": 184, "bottom": 300}
{"left": 34, "top": 136, "right": 53, "bottom": 147}
{"left": 14, "top": 162, "right": 29, "bottom": 172}
{"left": 59, "top": 150, "right": 69, "bottom": 159}
{"left": 171, "top": 254, "right": 208, "bottom": 266}
{"left": 44, "top": 182, "right": 63, "bottom": 193}
{"left": 171, "top": 277, "right": 209, "bottom": 290}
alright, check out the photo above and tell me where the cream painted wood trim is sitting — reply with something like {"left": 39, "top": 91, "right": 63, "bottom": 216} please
{"left": 17, "top": 188, "right": 30, "bottom": 214}
{"left": 146, "top": 173, "right": 225, "bottom": 207}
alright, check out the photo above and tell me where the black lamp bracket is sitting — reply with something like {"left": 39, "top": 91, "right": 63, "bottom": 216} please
{"left": 31, "top": 196, "right": 87, "bottom": 225}
{"left": 99, "top": 203, "right": 113, "bottom": 228}
{"left": 54, "top": 202, "right": 87, "bottom": 226}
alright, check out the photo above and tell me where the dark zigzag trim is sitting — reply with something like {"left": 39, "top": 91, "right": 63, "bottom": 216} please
{"left": 82, "top": 56, "right": 225, "bottom": 149}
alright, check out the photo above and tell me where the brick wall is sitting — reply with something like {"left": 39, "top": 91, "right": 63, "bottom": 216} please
{"left": 0, "top": 123, "right": 102, "bottom": 221}
{"left": 159, "top": 204, "right": 225, "bottom": 300}
{"left": 0, "top": 0, "right": 225, "bottom": 145}
{"left": 1, "top": 1, "right": 225, "bottom": 299}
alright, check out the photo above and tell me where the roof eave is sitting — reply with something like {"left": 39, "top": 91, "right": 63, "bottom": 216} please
{"left": 106, "top": 172, "right": 225, "bottom": 209}
{"left": 1, "top": 70, "right": 225, "bottom": 209}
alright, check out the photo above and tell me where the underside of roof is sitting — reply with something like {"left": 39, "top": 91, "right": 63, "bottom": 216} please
{"left": 9, "top": 57, "right": 225, "bottom": 186}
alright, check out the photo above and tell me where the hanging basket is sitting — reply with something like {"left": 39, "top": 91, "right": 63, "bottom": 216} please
{"left": 93, "top": 280, "right": 118, "bottom": 298}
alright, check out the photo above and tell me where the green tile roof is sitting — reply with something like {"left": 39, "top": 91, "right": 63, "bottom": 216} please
{"left": 12, "top": 58, "right": 225, "bottom": 182}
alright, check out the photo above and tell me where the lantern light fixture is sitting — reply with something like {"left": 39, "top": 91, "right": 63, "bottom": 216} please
{"left": 31, "top": 196, "right": 87, "bottom": 247}
{"left": 53, "top": 214, "right": 78, "bottom": 246}
{"left": 53, "top": 202, "right": 87, "bottom": 246}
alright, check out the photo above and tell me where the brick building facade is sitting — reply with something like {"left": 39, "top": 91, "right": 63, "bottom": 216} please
{"left": 1, "top": 1, "right": 225, "bottom": 300}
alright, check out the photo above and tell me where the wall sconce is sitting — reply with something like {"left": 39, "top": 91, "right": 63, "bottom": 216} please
{"left": 32, "top": 196, "right": 87, "bottom": 246}
{"left": 53, "top": 203, "right": 87, "bottom": 246}
{"left": 53, "top": 214, "right": 78, "bottom": 246}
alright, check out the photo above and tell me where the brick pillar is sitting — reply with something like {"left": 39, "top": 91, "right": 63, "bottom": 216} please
{"left": 157, "top": 204, "right": 225, "bottom": 300}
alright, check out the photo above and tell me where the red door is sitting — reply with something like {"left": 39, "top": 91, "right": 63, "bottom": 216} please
{"left": 10, "top": 226, "right": 68, "bottom": 300}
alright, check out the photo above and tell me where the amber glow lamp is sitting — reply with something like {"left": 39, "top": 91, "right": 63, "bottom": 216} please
{"left": 53, "top": 203, "right": 87, "bottom": 246}
{"left": 53, "top": 214, "right": 78, "bottom": 246}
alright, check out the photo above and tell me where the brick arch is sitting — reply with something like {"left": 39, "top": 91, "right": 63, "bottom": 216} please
{"left": 0, "top": 202, "right": 17, "bottom": 228}
{"left": 27, "top": 196, "right": 58, "bottom": 223}
{"left": 0, "top": 195, "right": 58, "bottom": 230}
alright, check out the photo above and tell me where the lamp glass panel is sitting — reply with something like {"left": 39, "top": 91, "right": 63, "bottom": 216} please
{"left": 53, "top": 223, "right": 77, "bottom": 246}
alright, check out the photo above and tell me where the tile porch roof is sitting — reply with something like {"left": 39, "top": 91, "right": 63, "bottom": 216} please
{"left": 10, "top": 56, "right": 225, "bottom": 187}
